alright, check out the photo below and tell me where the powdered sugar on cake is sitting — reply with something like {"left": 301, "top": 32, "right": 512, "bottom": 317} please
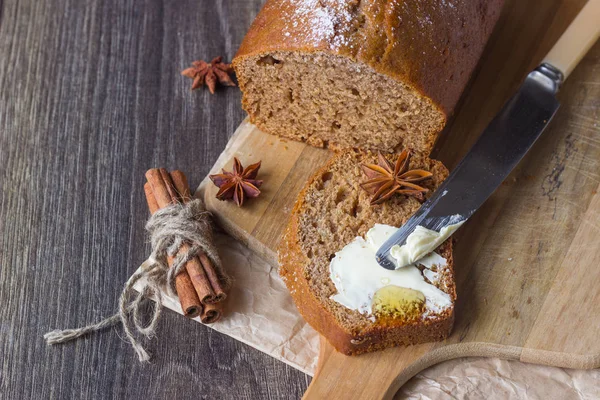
{"left": 281, "top": 0, "right": 461, "bottom": 56}
{"left": 281, "top": 0, "right": 356, "bottom": 49}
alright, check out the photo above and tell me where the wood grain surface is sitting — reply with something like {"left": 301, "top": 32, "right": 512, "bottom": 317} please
{"left": 0, "top": 0, "right": 311, "bottom": 399}
{"left": 200, "top": 0, "right": 600, "bottom": 398}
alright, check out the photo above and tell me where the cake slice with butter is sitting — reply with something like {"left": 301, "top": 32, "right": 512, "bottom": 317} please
{"left": 279, "top": 149, "right": 455, "bottom": 355}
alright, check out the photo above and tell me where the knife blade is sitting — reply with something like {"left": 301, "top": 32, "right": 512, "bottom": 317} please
{"left": 376, "top": 63, "right": 563, "bottom": 270}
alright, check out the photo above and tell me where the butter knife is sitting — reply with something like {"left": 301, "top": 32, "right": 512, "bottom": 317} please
{"left": 377, "top": 1, "right": 600, "bottom": 270}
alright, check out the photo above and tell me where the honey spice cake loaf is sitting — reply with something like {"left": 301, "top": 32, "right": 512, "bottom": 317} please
{"left": 233, "top": 0, "right": 503, "bottom": 154}
{"left": 234, "top": 0, "right": 504, "bottom": 355}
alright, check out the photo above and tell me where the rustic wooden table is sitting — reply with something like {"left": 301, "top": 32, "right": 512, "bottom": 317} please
{"left": 0, "top": 0, "right": 311, "bottom": 398}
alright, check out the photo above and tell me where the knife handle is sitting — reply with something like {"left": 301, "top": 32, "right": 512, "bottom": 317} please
{"left": 543, "top": 0, "right": 600, "bottom": 80}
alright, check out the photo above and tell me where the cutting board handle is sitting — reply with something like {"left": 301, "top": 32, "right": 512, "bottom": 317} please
{"left": 543, "top": 0, "right": 600, "bottom": 80}
{"left": 304, "top": 338, "right": 435, "bottom": 400}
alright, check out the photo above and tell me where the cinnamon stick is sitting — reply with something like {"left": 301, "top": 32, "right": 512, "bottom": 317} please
{"left": 169, "top": 170, "right": 191, "bottom": 202}
{"left": 144, "top": 183, "right": 160, "bottom": 214}
{"left": 171, "top": 170, "right": 227, "bottom": 303}
{"left": 199, "top": 253, "right": 227, "bottom": 303}
{"left": 201, "top": 301, "right": 223, "bottom": 324}
{"left": 146, "top": 169, "right": 217, "bottom": 304}
{"left": 144, "top": 183, "right": 202, "bottom": 318}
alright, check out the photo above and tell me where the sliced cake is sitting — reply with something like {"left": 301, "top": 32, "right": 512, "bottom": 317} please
{"left": 278, "top": 149, "right": 455, "bottom": 355}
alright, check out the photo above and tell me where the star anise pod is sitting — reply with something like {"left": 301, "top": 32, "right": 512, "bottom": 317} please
{"left": 360, "top": 150, "right": 433, "bottom": 205}
{"left": 181, "top": 56, "right": 236, "bottom": 94}
{"left": 209, "top": 157, "right": 263, "bottom": 207}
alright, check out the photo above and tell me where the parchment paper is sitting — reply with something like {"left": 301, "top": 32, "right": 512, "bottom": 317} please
{"left": 133, "top": 233, "right": 319, "bottom": 375}
{"left": 134, "top": 234, "right": 600, "bottom": 398}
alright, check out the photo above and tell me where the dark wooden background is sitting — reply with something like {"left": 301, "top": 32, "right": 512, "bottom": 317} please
{"left": 0, "top": 0, "right": 312, "bottom": 398}
{"left": 3, "top": 0, "right": 599, "bottom": 398}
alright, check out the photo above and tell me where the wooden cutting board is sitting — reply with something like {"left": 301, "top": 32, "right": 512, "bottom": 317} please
{"left": 198, "top": 0, "right": 600, "bottom": 398}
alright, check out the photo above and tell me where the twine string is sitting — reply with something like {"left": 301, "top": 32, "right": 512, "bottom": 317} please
{"left": 43, "top": 199, "right": 221, "bottom": 362}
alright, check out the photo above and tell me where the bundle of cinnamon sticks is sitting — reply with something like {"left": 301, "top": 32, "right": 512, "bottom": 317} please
{"left": 144, "top": 168, "right": 227, "bottom": 323}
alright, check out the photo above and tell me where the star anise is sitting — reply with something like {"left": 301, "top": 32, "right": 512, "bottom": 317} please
{"left": 209, "top": 157, "right": 263, "bottom": 207}
{"left": 360, "top": 150, "right": 433, "bottom": 205}
{"left": 181, "top": 56, "right": 236, "bottom": 94}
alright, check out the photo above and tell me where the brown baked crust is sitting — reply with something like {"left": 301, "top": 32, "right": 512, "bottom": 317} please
{"left": 278, "top": 151, "right": 456, "bottom": 355}
{"left": 234, "top": 0, "right": 504, "bottom": 117}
